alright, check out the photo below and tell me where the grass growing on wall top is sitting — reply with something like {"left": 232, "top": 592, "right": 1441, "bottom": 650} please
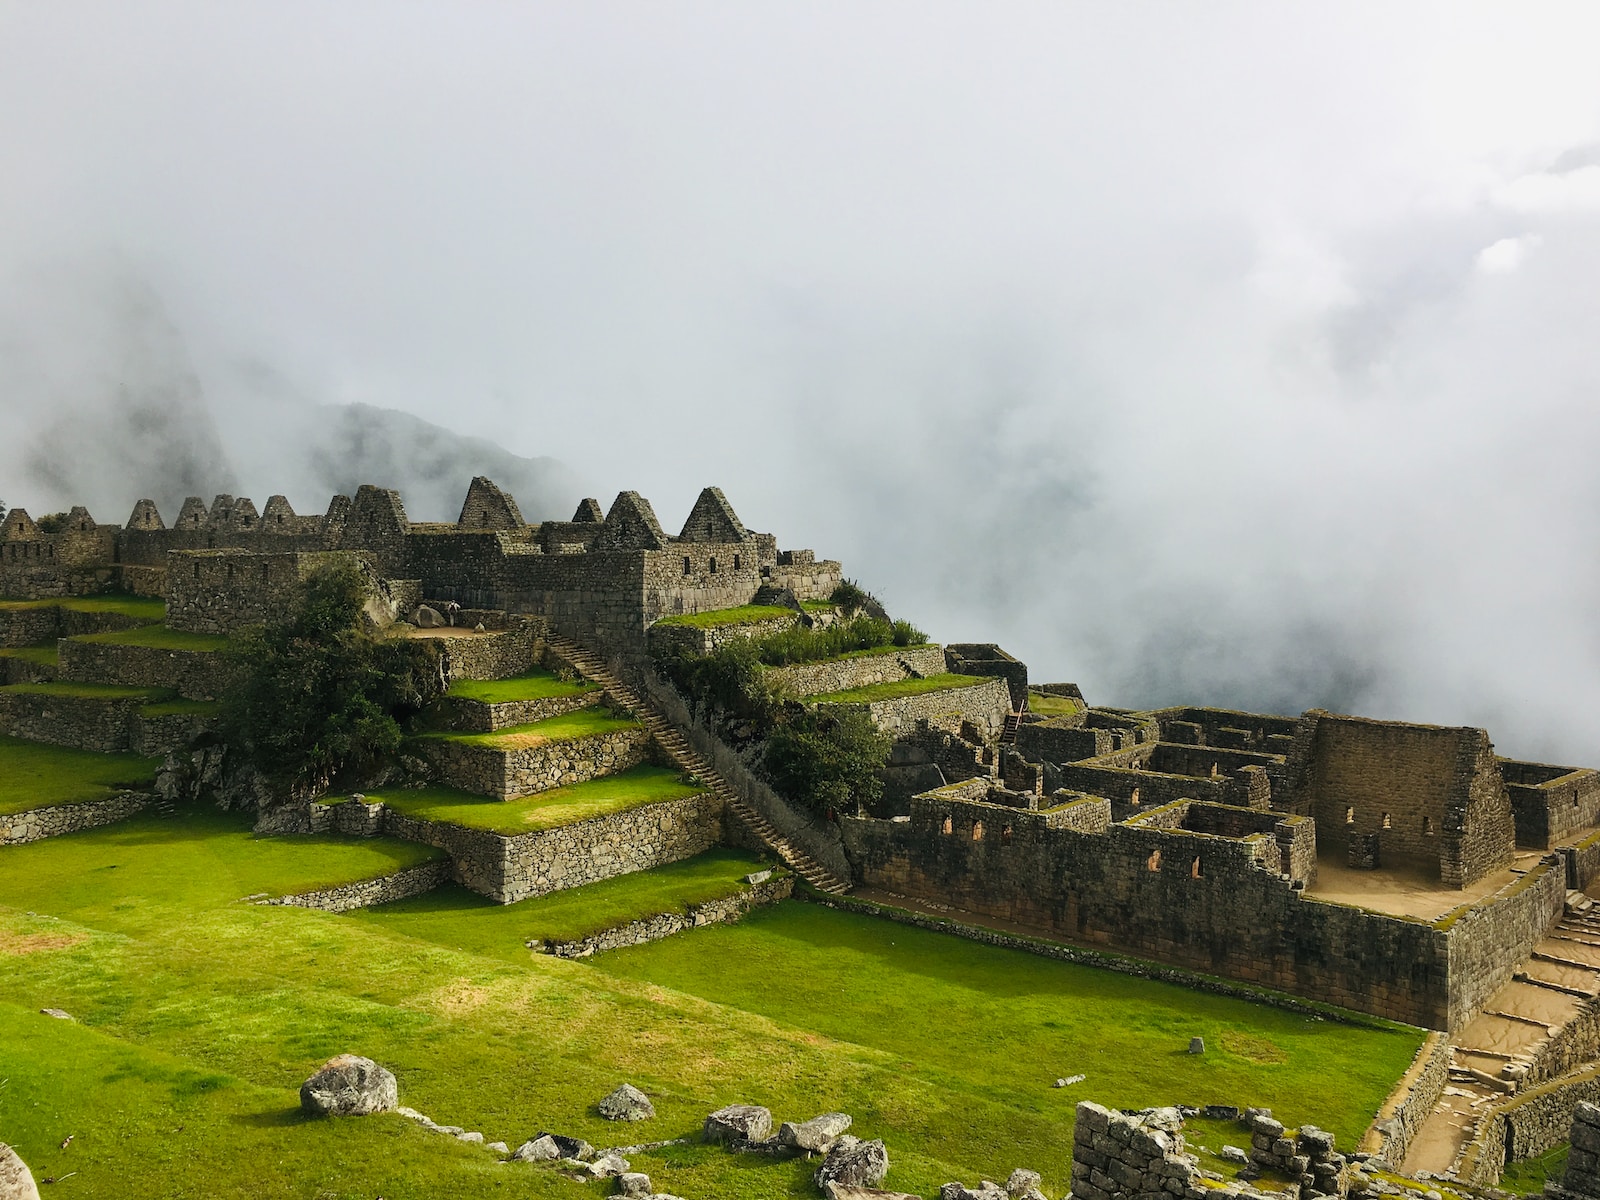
{"left": 1027, "top": 690, "right": 1084, "bottom": 717}
{"left": 0, "top": 803, "right": 1423, "bottom": 1200}
{"left": 652, "top": 604, "right": 796, "bottom": 629}
{"left": 0, "top": 642, "right": 59, "bottom": 666}
{"left": 0, "top": 735, "right": 160, "bottom": 813}
{"left": 445, "top": 667, "right": 598, "bottom": 704}
{"left": 70, "top": 623, "right": 230, "bottom": 651}
{"left": 418, "top": 705, "right": 639, "bottom": 747}
{"left": 0, "top": 593, "right": 166, "bottom": 622}
{"left": 809, "top": 672, "right": 988, "bottom": 705}
{"left": 0, "top": 680, "right": 174, "bottom": 702}
{"left": 368, "top": 766, "right": 705, "bottom": 832}
{"left": 349, "top": 847, "right": 771, "bottom": 955}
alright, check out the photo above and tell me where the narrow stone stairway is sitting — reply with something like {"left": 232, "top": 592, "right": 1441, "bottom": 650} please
{"left": 543, "top": 635, "right": 851, "bottom": 895}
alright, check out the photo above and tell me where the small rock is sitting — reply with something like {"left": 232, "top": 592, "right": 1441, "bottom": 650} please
{"left": 617, "top": 1172, "right": 653, "bottom": 1197}
{"left": 1222, "top": 1146, "right": 1249, "bottom": 1165}
{"left": 298, "top": 1054, "right": 398, "bottom": 1117}
{"left": 457, "top": 1131, "right": 484, "bottom": 1144}
{"left": 39, "top": 1009, "right": 72, "bottom": 1021}
{"left": 587, "top": 1153, "right": 631, "bottom": 1178}
{"left": 1202, "top": 1105, "right": 1241, "bottom": 1121}
{"left": 940, "top": 1184, "right": 1007, "bottom": 1200}
{"left": 704, "top": 1104, "right": 772, "bottom": 1144}
{"left": 826, "top": 1185, "right": 922, "bottom": 1200}
{"left": 1189, "top": 1037, "right": 1205, "bottom": 1054}
{"left": 745, "top": 870, "right": 773, "bottom": 885}
{"left": 487, "top": 1141, "right": 508, "bottom": 1155}
{"left": 0, "top": 1143, "right": 41, "bottom": 1200}
{"left": 511, "top": 1135, "right": 562, "bottom": 1162}
{"left": 599, "top": 1083, "right": 656, "bottom": 1122}
{"left": 778, "top": 1112, "right": 853, "bottom": 1154}
{"left": 1006, "top": 1168, "right": 1042, "bottom": 1197}
{"left": 474, "top": 622, "right": 486, "bottom": 633}
{"left": 815, "top": 1137, "right": 889, "bottom": 1190}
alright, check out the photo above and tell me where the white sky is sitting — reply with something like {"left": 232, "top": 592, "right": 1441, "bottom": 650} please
{"left": 3, "top": 2, "right": 1600, "bottom": 758}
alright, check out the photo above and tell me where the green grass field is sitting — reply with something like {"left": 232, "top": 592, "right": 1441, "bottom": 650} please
{"left": 0, "top": 806, "right": 1424, "bottom": 1199}
{"left": 1501, "top": 1143, "right": 1568, "bottom": 1194}
{"left": 0, "top": 642, "right": 61, "bottom": 666}
{"left": 809, "top": 673, "right": 987, "bottom": 705}
{"left": 1, "top": 680, "right": 173, "bottom": 703}
{"left": 70, "top": 623, "right": 230, "bottom": 652}
{"left": 0, "top": 735, "right": 161, "bottom": 814}
{"left": 368, "top": 766, "right": 706, "bottom": 833}
{"left": 350, "top": 848, "right": 771, "bottom": 954}
{"left": 445, "top": 667, "right": 599, "bottom": 704}
{"left": 417, "top": 705, "right": 639, "bottom": 748}
{"left": 652, "top": 604, "right": 796, "bottom": 629}
{"left": 0, "top": 594, "right": 166, "bottom": 622}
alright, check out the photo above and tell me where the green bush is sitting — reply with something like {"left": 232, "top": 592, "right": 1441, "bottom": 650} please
{"left": 891, "top": 619, "right": 924, "bottom": 647}
{"left": 220, "top": 564, "right": 443, "bottom": 794}
{"left": 829, "top": 579, "right": 872, "bottom": 614}
{"left": 762, "top": 707, "right": 891, "bottom": 817}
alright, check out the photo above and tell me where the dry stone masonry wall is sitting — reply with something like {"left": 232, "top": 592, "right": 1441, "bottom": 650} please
{"left": 0, "top": 792, "right": 153, "bottom": 845}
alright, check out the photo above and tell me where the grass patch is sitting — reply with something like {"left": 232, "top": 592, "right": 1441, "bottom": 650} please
{"left": 800, "top": 600, "right": 836, "bottom": 612}
{"left": 653, "top": 604, "right": 796, "bottom": 630}
{"left": 139, "top": 698, "right": 220, "bottom": 719}
{"left": 71, "top": 623, "right": 230, "bottom": 652}
{"left": 1501, "top": 1143, "right": 1568, "bottom": 1194}
{"left": 1028, "top": 690, "right": 1084, "bottom": 717}
{"left": 445, "top": 668, "right": 598, "bottom": 704}
{"left": 370, "top": 766, "right": 706, "bottom": 833}
{"left": 351, "top": 848, "right": 771, "bottom": 955}
{"left": 810, "top": 673, "right": 988, "bottom": 705}
{"left": 0, "top": 642, "right": 60, "bottom": 666}
{"left": 0, "top": 593, "right": 166, "bottom": 622}
{"left": 1, "top": 680, "right": 173, "bottom": 702}
{"left": 419, "top": 706, "right": 638, "bottom": 748}
{"left": 0, "top": 735, "right": 160, "bottom": 814}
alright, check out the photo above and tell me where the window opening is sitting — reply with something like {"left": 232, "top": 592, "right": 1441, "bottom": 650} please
{"left": 1147, "top": 849, "right": 1162, "bottom": 872}
{"left": 1191, "top": 857, "right": 1202, "bottom": 878}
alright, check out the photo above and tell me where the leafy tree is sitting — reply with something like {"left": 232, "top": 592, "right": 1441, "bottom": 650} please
{"left": 220, "top": 564, "right": 441, "bottom": 795}
{"left": 762, "top": 707, "right": 891, "bottom": 818}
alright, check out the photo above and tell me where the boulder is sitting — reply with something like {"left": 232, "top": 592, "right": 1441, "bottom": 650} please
{"left": 825, "top": 1186, "right": 922, "bottom": 1200}
{"left": 39, "top": 1009, "right": 72, "bottom": 1021}
{"left": 939, "top": 1184, "right": 1006, "bottom": 1200}
{"left": 487, "top": 1141, "right": 508, "bottom": 1155}
{"left": 815, "top": 1137, "right": 889, "bottom": 1190}
{"left": 511, "top": 1135, "right": 563, "bottom": 1162}
{"left": 1188, "top": 1037, "right": 1205, "bottom": 1054}
{"left": 704, "top": 1104, "right": 772, "bottom": 1144}
{"left": 538, "top": 1132, "right": 593, "bottom": 1160}
{"left": 0, "top": 1144, "right": 41, "bottom": 1200}
{"left": 587, "top": 1153, "right": 631, "bottom": 1178}
{"left": 1006, "top": 1169, "right": 1042, "bottom": 1198}
{"left": 599, "top": 1083, "right": 656, "bottom": 1122}
{"left": 1222, "top": 1146, "right": 1249, "bottom": 1165}
{"left": 298, "top": 1054, "right": 398, "bottom": 1116}
{"left": 617, "top": 1172, "right": 653, "bottom": 1197}
{"left": 412, "top": 605, "right": 444, "bottom": 628}
{"left": 778, "top": 1112, "right": 853, "bottom": 1154}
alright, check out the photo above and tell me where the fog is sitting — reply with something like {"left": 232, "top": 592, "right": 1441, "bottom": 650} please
{"left": 3, "top": 3, "right": 1600, "bottom": 760}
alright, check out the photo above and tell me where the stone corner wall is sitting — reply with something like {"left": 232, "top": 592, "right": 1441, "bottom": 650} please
{"left": 0, "top": 791, "right": 153, "bottom": 845}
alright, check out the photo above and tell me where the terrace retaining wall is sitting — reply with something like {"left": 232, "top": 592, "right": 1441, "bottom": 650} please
{"left": 534, "top": 871, "right": 793, "bottom": 957}
{"left": 0, "top": 791, "right": 153, "bottom": 844}
{"left": 1457, "top": 1063, "right": 1600, "bottom": 1188}
{"left": 647, "top": 614, "right": 797, "bottom": 659}
{"left": 766, "top": 644, "right": 947, "bottom": 698}
{"left": 1363, "top": 1032, "right": 1453, "bottom": 1167}
{"left": 817, "top": 676, "right": 1011, "bottom": 740}
{"left": 257, "top": 859, "right": 451, "bottom": 913}
{"left": 0, "top": 690, "right": 143, "bottom": 752}
{"left": 414, "top": 725, "right": 651, "bottom": 799}
{"left": 442, "top": 689, "right": 599, "bottom": 733}
{"left": 58, "top": 640, "right": 237, "bottom": 700}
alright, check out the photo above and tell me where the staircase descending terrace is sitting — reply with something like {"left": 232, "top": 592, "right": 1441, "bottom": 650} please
{"left": 544, "top": 634, "right": 851, "bottom": 895}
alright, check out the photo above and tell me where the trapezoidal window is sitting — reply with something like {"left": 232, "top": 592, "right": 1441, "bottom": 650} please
{"left": 1002, "top": 825, "right": 1013, "bottom": 843}
{"left": 1382, "top": 812, "right": 1392, "bottom": 830}
{"left": 682, "top": 557, "right": 691, "bottom": 576}
{"left": 971, "top": 821, "right": 984, "bottom": 841}
{"left": 709, "top": 557, "right": 718, "bottom": 574}
{"left": 1345, "top": 806, "right": 1355, "bottom": 825}
{"left": 1191, "top": 857, "right": 1202, "bottom": 879}
{"left": 1147, "top": 848, "right": 1162, "bottom": 872}
{"left": 733, "top": 553, "right": 741, "bottom": 570}
{"left": 1130, "top": 787, "right": 1140, "bottom": 807}
{"left": 1422, "top": 815, "right": 1434, "bottom": 836}
{"left": 940, "top": 816, "right": 953, "bottom": 835}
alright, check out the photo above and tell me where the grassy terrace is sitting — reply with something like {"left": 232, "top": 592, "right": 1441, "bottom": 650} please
{"left": 0, "top": 735, "right": 160, "bottom": 814}
{"left": 0, "top": 594, "right": 166, "bottom": 622}
{"left": 1, "top": 680, "right": 170, "bottom": 702}
{"left": 652, "top": 604, "right": 795, "bottom": 629}
{"left": 1028, "top": 690, "right": 1084, "bottom": 717}
{"left": 416, "top": 705, "right": 638, "bottom": 748}
{"left": 70, "top": 623, "right": 230, "bottom": 652}
{"left": 350, "top": 848, "right": 770, "bottom": 954}
{"left": 810, "top": 672, "right": 987, "bottom": 705}
{"left": 445, "top": 667, "right": 598, "bottom": 704}
{"left": 366, "top": 766, "right": 705, "bottom": 833}
{"left": 1501, "top": 1144, "right": 1568, "bottom": 1194}
{"left": 0, "top": 802, "right": 1423, "bottom": 1199}
{"left": 0, "top": 642, "right": 60, "bottom": 666}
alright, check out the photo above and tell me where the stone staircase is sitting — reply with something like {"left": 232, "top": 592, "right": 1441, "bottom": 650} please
{"left": 543, "top": 635, "right": 851, "bottom": 895}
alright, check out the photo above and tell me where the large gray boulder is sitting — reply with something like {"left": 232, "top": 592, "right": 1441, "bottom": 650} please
{"left": 299, "top": 1054, "right": 398, "bottom": 1116}
{"left": 779, "top": 1112, "right": 853, "bottom": 1154}
{"left": 412, "top": 605, "right": 444, "bottom": 628}
{"left": 599, "top": 1083, "right": 656, "bottom": 1122}
{"left": 815, "top": 1137, "right": 889, "bottom": 1190}
{"left": 1006, "top": 1169, "right": 1043, "bottom": 1198}
{"left": 617, "top": 1172, "right": 653, "bottom": 1197}
{"left": 0, "top": 1144, "right": 40, "bottom": 1200}
{"left": 511, "top": 1135, "right": 562, "bottom": 1162}
{"left": 704, "top": 1103, "right": 772, "bottom": 1144}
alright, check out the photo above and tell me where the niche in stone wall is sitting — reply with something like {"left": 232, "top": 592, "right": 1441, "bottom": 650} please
{"left": 972, "top": 821, "right": 984, "bottom": 841}
{"left": 682, "top": 556, "right": 691, "bottom": 576}
{"left": 1345, "top": 806, "right": 1355, "bottom": 825}
{"left": 709, "top": 557, "right": 718, "bottom": 574}
{"left": 1147, "top": 849, "right": 1161, "bottom": 871}
{"left": 1423, "top": 815, "right": 1434, "bottom": 836}
{"left": 941, "top": 816, "right": 953, "bottom": 835}
{"left": 1130, "top": 787, "right": 1141, "bottom": 807}
{"left": 1191, "top": 856, "right": 1202, "bottom": 878}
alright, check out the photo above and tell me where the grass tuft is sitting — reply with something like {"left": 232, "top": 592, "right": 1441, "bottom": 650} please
{"left": 652, "top": 605, "right": 796, "bottom": 630}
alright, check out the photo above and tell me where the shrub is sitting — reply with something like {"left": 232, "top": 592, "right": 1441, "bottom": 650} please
{"left": 762, "top": 707, "right": 891, "bottom": 817}
{"left": 220, "top": 564, "right": 443, "bottom": 794}
{"left": 659, "top": 637, "right": 784, "bottom": 726}
{"left": 829, "top": 579, "right": 871, "bottom": 614}
{"left": 891, "top": 619, "right": 925, "bottom": 647}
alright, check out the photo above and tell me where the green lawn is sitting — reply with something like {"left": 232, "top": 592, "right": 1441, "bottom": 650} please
{"left": 417, "top": 706, "right": 639, "bottom": 748}
{"left": 70, "top": 623, "right": 230, "bottom": 652}
{"left": 0, "top": 642, "right": 60, "bottom": 666}
{"left": 445, "top": 667, "right": 598, "bottom": 704}
{"left": 810, "top": 673, "right": 988, "bottom": 705}
{"left": 652, "top": 604, "right": 796, "bottom": 630}
{"left": 800, "top": 600, "right": 836, "bottom": 613}
{"left": 0, "top": 735, "right": 161, "bottom": 814}
{"left": 0, "top": 593, "right": 166, "bottom": 622}
{"left": 1, "top": 680, "right": 173, "bottom": 702}
{"left": 368, "top": 766, "right": 706, "bottom": 833}
{"left": 1501, "top": 1143, "right": 1568, "bottom": 1194}
{"left": 1027, "top": 690, "right": 1084, "bottom": 717}
{"left": 350, "top": 848, "right": 772, "bottom": 956}
{"left": 0, "top": 806, "right": 1423, "bottom": 1200}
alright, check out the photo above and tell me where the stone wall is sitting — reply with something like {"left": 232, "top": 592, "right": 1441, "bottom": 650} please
{"left": 58, "top": 641, "right": 237, "bottom": 700}
{"left": 817, "top": 676, "right": 1011, "bottom": 740}
{"left": 944, "top": 643, "right": 1028, "bottom": 709}
{"left": 414, "top": 725, "right": 651, "bottom": 800}
{"left": 646, "top": 613, "right": 797, "bottom": 660}
{"left": 436, "top": 621, "right": 545, "bottom": 682}
{"left": 258, "top": 859, "right": 451, "bottom": 913}
{"left": 1563, "top": 829, "right": 1600, "bottom": 891}
{"left": 166, "top": 550, "right": 377, "bottom": 635}
{"left": 767, "top": 644, "right": 948, "bottom": 698}
{"left": 1458, "top": 1067, "right": 1600, "bottom": 1188}
{"left": 442, "top": 689, "right": 598, "bottom": 733}
{"left": 1362, "top": 1032, "right": 1452, "bottom": 1168}
{"left": 0, "top": 603, "right": 142, "bottom": 647}
{"left": 1440, "top": 857, "right": 1567, "bottom": 1031}
{"left": 0, "top": 690, "right": 145, "bottom": 752}
{"left": 535, "top": 871, "right": 793, "bottom": 957}
{"left": 1502, "top": 760, "right": 1600, "bottom": 849}
{"left": 0, "top": 792, "right": 152, "bottom": 844}
{"left": 1150, "top": 706, "right": 1300, "bottom": 751}
{"left": 1017, "top": 719, "right": 1114, "bottom": 763}
{"left": 763, "top": 551, "right": 842, "bottom": 603}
